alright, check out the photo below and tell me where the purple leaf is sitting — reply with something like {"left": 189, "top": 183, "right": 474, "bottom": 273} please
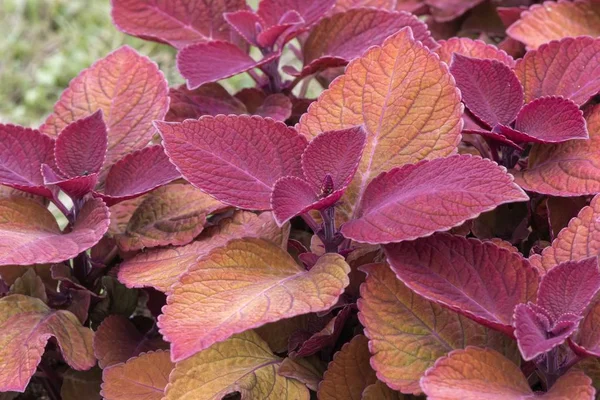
{"left": 290, "top": 306, "right": 351, "bottom": 357}
{"left": 41, "top": 164, "right": 98, "bottom": 199}
{"left": 257, "top": 0, "right": 335, "bottom": 29}
{"left": 223, "top": 10, "right": 265, "bottom": 47}
{"left": 156, "top": 115, "right": 307, "bottom": 210}
{"left": 462, "top": 129, "right": 524, "bottom": 150}
{"left": 166, "top": 83, "right": 247, "bottom": 122}
{"left": 177, "top": 41, "right": 280, "bottom": 90}
{"left": 341, "top": 155, "right": 528, "bottom": 244}
{"left": 254, "top": 94, "right": 292, "bottom": 121}
{"left": 450, "top": 54, "right": 523, "bottom": 128}
{"left": 54, "top": 110, "right": 108, "bottom": 178}
{"left": 256, "top": 11, "right": 304, "bottom": 48}
{"left": 384, "top": 233, "right": 539, "bottom": 335}
{"left": 95, "top": 145, "right": 180, "bottom": 206}
{"left": 0, "top": 124, "right": 55, "bottom": 197}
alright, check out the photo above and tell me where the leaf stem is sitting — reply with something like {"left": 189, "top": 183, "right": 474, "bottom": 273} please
{"left": 321, "top": 207, "right": 338, "bottom": 253}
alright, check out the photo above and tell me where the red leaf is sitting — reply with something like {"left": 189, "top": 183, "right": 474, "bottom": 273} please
{"left": 257, "top": 0, "right": 335, "bottom": 29}
{"left": 54, "top": 110, "right": 107, "bottom": 177}
{"left": 0, "top": 124, "right": 55, "bottom": 197}
{"left": 341, "top": 155, "right": 528, "bottom": 244}
{"left": 223, "top": 10, "right": 265, "bottom": 47}
{"left": 384, "top": 233, "right": 539, "bottom": 335}
{"left": 515, "top": 36, "right": 600, "bottom": 106}
{"left": 111, "top": 0, "right": 247, "bottom": 49}
{"left": 450, "top": 54, "right": 523, "bottom": 128}
{"left": 0, "top": 197, "right": 110, "bottom": 265}
{"left": 254, "top": 94, "right": 292, "bottom": 121}
{"left": 290, "top": 306, "right": 351, "bottom": 357}
{"left": 96, "top": 145, "right": 180, "bottom": 206}
{"left": 156, "top": 115, "right": 307, "bottom": 210}
{"left": 166, "top": 83, "right": 247, "bottom": 122}
{"left": 41, "top": 164, "right": 99, "bottom": 199}
{"left": 177, "top": 41, "right": 280, "bottom": 90}
{"left": 436, "top": 37, "right": 516, "bottom": 67}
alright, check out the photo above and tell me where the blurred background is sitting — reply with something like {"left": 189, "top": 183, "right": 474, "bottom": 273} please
{"left": 0, "top": 0, "right": 182, "bottom": 126}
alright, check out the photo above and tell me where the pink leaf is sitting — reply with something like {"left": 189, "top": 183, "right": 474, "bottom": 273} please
{"left": 166, "top": 83, "right": 247, "bottom": 122}
{"left": 54, "top": 110, "right": 108, "bottom": 177}
{"left": 256, "top": 11, "right": 304, "bottom": 48}
{"left": 384, "top": 233, "right": 539, "bottom": 335}
{"left": 41, "top": 164, "right": 98, "bottom": 199}
{"left": 0, "top": 197, "right": 109, "bottom": 265}
{"left": 156, "top": 115, "right": 307, "bottom": 210}
{"left": 257, "top": 0, "right": 335, "bottom": 29}
{"left": 96, "top": 145, "right": 180, "bottom": 206}
{"left": 436, "top": 37, "right": 516, "bottom": 67}
{"left": 450, "top": 54, "right": 523, "bottom": 128}
{"left": 177, "top": 41, "right": 280, "bottom": 90}
{"left": 341, "top": 155, "right": 528, "bottom": 244}
{"left": 223, "top": 10, "right": 265, "bottom": 46}
{"left": 110, "top": 0, "right": 247, "bottom": 49}
{"left": 0, "top": 124, "right": 55, "bottom": 197}
{"left": 254, "top": 94, "right": 292, "bottom": 121}
{"left": 426, "top": 0, "right": 485, "bottom": 22}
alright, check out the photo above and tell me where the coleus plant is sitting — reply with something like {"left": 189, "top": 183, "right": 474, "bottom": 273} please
{"left": 2, "top": 0, "right": 600, "bottom": 399}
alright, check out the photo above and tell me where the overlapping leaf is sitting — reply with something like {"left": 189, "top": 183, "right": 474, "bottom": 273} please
{"left": 317, "top": 335, "right": 377, "bottom": 400}
{"left": 111, "top": 0, "right": 247, "bottom": 48}
{"left": 257, "top": 0, "right": 334, "bottom": 29}
{"left": 159, "top": 238, "right": 350, "bottom": 361}
{"left": 358, "top": 263, "right": 520, "bottom": 394}
{"left": 426, "top": 0, "right": 484, "bottom": 22}
{"left": 515, "top": 36, "right": 600, "bottom": 106}
{"left": 116, "top": 184, "right": 226, "bottom": 251}
{"left": 164, "top": 330, "right": 309, "bottom": 399}
{"left": 40, "top": 46, "right": 169, "bottom": 172}
{"left": 0, "top": 197, "right": 109, "bottom": 265}
{"left": 435, "top": 37, "right": 516, "bottom": 67}
{"left": 0, "top": 295, "right": 95, "bottom": 392}
{"left": 278, "top": 357, "right": 325, "bottom": 392}
{"left": 118, "top": 211, "right": 288, "bottom": 292}
{"left": 157, "top": 115, "right": 307, "bottom": 210}
{"left": 298, "top": 28, "right": 463, "bottom": 222}
{"left": 362, "top": 381, "right": 407, "bottom": 400}
{"left": 507, "top": 0, "right": 600, "bottom": 49}
{"left": 572, "top": 298, "right": 600, "bottom": 357}
{"left": 384, "top": 233, "right": 539, "bottom": 334}
{"left": 101, "top": 350, "right": 173, "bottom": 400}
{"left": 341, "top": 155, "right": 528, "bottom": 244}
{"left": 515, "top": 104, "right": 600, "bottom": 196}
{"left": 166, "top": 83, "right": 246, "bottom": 122}
{"left": 421, "top": 347, "right": 596, "bottom": 399}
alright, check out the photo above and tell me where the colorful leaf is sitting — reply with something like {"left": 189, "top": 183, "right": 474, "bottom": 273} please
{"left": 96, "top": 145, "right": 180, "bottom": 206}
{"left": 421, "top": 347, "right": 595, "bottom": 399}
{"left": 0, "top": 124, "right": 55, "bottom": 197}
{"left": 547, "top": 196, "right": 588, "bottom": 239}
{"left": 384, "top": 233, "right": 539, "bottom": 334}
{"left": 164, "top": 330, "right": 309, "bottom": 399}
{"left": 0, "top": 197, "right": 109, "bottom": 266}
{"left": 572, "top": 297, "right": 600, "bottom": 357}
{"left": 277, "top": 356, "right": 325, "bottom": 392}
{"left": 42, "top": 165, "right": 99, "bottom": 199}
{"left": 166, "top": 83, "right": 247, "bottom": 122}
{"left": 290, "top": 305, "right": 351, "bottom": 357}
{"left": 93, "top": 315, "right": 167, "bottom": 369}
{"left": 341, "top": 155, "right": 528, "bottom": 244}
{"left": 515, "top": 104, "right": 600, "bottom": 196}
{"left": 515, "top": 36, "right": 600, "bottom": 106}
{"left": 118, "top": 211, "right": 288, "bottom": 292}
{"left": 116, "top": 184, "right": 226, "bottom": 251}
{"left": 254, "top": 93, "right": 292, "bottom": 121}
{"left": 157, "top": 115, "right": 307, "bottom": 210}
{"left": 101, "top": 350, "right": 173, "bottom": 400}
{"left": 426, "top": 0, "right": 484, "bottom": 22}
{"left": 317, "top": 335, "right": 377, "bottom": 400}
{"left": 111, "top": 0, "right": 247, "bottom": 48}
{"left": 40, "top": 46, "right": 169, "bottom": 171}
{"left": 358, "top": 263, "right": 520, "bottom": 394}
{"left": 177, "top": 42, "right": 279, "bottom": 90}
{"left": 0, "top": 294, "right": 95, "bottom": 392}
{"left": 450, "top": 54, "right": 523, "bottom": 128}
{"left": 435, "top": 37, "right": 516, "bottom": 67}
{"left": 362, "top": 381, "right": 407, "bottom": 400}
{"left": 257, "top": 0, "right": 334, "bottom": 29}
{"left": 272, "top": 126, "right": 366, "bottom": 225}
{"left": 298, "top": 28, "right": 463, "bottom": 222}
{"left": 507, "top": 0, "right": 600, "bottom": 49}
{"left": 159, "top": 238, "right": 350, "bottom": 361}
{"left": 9, "top": 269, "right": 47, "bottom": 303}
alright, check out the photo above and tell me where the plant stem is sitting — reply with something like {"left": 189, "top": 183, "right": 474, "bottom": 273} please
{"left": 321, "top": 207, "right": 338, "bottom": 253}
{"left": 544, "top": 348, "right": 559, "bottom": 389}
{"left": 301, "top": 213, "right": 320, "bottom": 235}
{"left": 51, "top": 193, "right": 72, "bottom": 223}
{"left": 262, "top": 58, "right": 281, "bottom": 93}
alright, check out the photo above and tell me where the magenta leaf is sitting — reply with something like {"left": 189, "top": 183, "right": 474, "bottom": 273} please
{"left": 290, "top": 306, "right": 351, "bottom": 357}
{"left": 0, "top": 197, "right": 110, "bottom": 265}
{"left": 156, "top": 115, "right": 307, "bottom": 210}
{"left": 255, "top": 11, "right": 304, "bottom": 48}
{"left": 0, "top": 124, "right": 55, "bottom": 197}
{"left": 54, "top": 110, "right": 108, "bottom": 178}
{"left": 254, "top": 94, "right": 292, "bottom": 121}
{"left": 41, "top": 164, "right": 99, "bottom": 199}
{"left": 223, "top": 10, "right": 265, "bottom": 47}
{"left": 570, "top": 297, "right": 600, "bottom": 358}
{"left": 463, "top": 129, "right": 524, "bottom": 150}
{"left": 177, "top": 41, "right": 280, "bottom": 90}
{"left": 110, "top": 0, "right": 248, "bottom": 49}
{"left": 166, "top": 83, "right": 247, "bottom": 122}
{"left": 450, "top": 54, "right": 523, "bottom": 128}
{"left": 257, "top": 0, "right": 335, "bottom": 30}
{"left": 95, "top": 145, "right": 180, "bottom": 206}
{"left": 271, "top": 126, "right": 366, "bottom": 225}
{"left": 384, "top": 233, "right": 539, "bottom": 335}
{"left": 341, "top": 155, "right": 528, "bottom": 244}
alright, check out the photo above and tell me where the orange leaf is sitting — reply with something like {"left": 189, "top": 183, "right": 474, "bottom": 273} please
{"left": 436, "top": 37, "right": 515, "bottom": 67}
{"left": 0, "top": 295, "right": 95, "bottom": 392}
{"left": 164, "top": 330, "right": 309, "bottom": 399}
{"left": 514, "top": 104, "right": 600, "bottom": 196}
{"left": 278, "top": 356, "right": 325, "bottom": 392}
{"left": 297, "top": 28, "right": 462, "bottom": 222}
{"left": 101, "top": 350, "right": 173, "bottom": 400}
{"left": 118, "top": 211, "right": 289, "bottom": 292}
{"left": 40, "top": 46, "right": 168, "bottom": 173}
{"left": 362, "top": 381, "right": 408, "bottom": 400}
{"left": 421, "top": 347, "right": 595, "bottom": 399}
{"left": 358, "top": 263, "right": 519, "bottom": 394}
{"left": 317, "top": 335, "right": 377, "bottom": 400}
{"left": 507, "top": 0, "right": 600, "bottom": 49}
{"left": 158, "top": 238, "right": 350, "bottom": 361}
{"left": 116, "top": 184, "right": 227, "bottom": 251}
